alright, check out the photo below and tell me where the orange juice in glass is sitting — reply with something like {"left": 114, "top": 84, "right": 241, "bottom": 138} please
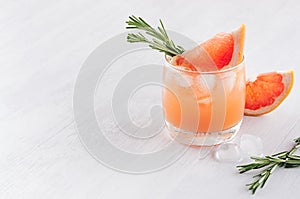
{"left": 162, "top": 56, "right": 246, "bottom": 146}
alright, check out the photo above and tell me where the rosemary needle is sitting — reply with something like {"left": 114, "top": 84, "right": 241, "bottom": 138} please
{"left": 126, "top": 15, "right": 184, "bottom": 57}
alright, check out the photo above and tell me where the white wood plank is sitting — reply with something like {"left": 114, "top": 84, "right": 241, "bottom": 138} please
{"left": 1, "top": 0, "right": 300, "bottom": 198}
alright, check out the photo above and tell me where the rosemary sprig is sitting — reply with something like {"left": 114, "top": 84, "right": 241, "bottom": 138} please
{"left": 237, "top": 137, "right": 300, "bottom": 194}
{"left": 126, "top": 15, "right": 185, "bottom": 57}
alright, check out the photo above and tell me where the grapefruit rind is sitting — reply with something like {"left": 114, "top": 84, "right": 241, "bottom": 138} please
{"left": 226, "top": 24, "right": 246, "bottom": 68}
{"left": 244, "top": 70, "right": 294, "bottom": 116}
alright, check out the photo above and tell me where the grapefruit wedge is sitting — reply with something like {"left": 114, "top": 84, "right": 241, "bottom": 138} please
{"left": 244, "top": 70, "right": 294, "bottom": 116}
{"left": 171, "top": 24, "right": 245, "bottom": 71}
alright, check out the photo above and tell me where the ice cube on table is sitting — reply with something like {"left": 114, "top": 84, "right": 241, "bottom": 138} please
{"left": 240, "top": 134, "right": 263, "bottom": 157}
{"left": 214, "top": 143, "right": 243, "bottom": 163}
{"left": 198, "top": 146, "right": 214, "bottom": 160}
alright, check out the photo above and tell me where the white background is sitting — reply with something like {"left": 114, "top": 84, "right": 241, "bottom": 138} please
{"left": 1, "top": 0, "right": 300, "bottom": 198}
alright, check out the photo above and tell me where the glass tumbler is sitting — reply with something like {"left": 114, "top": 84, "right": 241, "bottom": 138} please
{"left": 162, "top": 56, "right": 246, "bottom": 146}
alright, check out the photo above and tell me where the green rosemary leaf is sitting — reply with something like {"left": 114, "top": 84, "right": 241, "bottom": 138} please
{"left": 126, "top": 15, "right": 185, "bottom": 56}
{"left": 237, "top": 136, "right": 300, "bottom": 194}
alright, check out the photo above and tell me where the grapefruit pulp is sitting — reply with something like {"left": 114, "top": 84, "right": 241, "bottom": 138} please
{"left": 244, "top": 70, "right": 294, "bottom": 116}
{"left": 171, "top": 24, "right": 245, "bottom": 71}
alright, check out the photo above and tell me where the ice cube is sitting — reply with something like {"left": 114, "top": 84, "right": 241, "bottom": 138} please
{"left": 240, "top": 134, "right": 263, "bottom": 157}
{"left": 197, "top": 96, "right": 211, "bottom": 104}
{"left": 167, "top": 69, "right": 192, "bottom": 88}
{"left": 164, "top": 69, "right": 192, "bottom": 88}
{"left": 214, "top": 143, "right": 243, "bottom": 163}
{"left": 198, "top": 74, "right": 216, "bottom": 91}
{"left": 177, "top": 74, "right": 193, "bottom": 88}
{"left": 220, "top": 71, "right": 236, "bottom": 93}
{"left": 198, "top": 146, "right": 214, "bottom": 160}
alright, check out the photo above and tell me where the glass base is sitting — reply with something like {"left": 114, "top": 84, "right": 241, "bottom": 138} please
{"left": 166, "top": 120, "right": 242, "bottom": 146}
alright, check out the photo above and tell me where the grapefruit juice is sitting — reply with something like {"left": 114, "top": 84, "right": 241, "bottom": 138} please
{"left": 162, "top": 57, "right": 246, "bottom": 146}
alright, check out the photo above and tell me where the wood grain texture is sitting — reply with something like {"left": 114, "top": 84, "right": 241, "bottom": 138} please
{"left": 1, "top": 0, "right": 300, "bottom": 198}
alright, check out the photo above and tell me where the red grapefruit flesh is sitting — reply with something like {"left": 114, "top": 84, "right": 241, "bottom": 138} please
{"left": 244, "top": 70, "right": 294, "bottom": 116}
{"left": 200, "top": 32, "right": 234, "bottom": 69}
{"left": 171, "top": 24, "right": 245, "bottom": 71}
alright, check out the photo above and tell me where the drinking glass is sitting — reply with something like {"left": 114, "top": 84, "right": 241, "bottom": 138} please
{"left": 162, "top": 56, "right": 245, "bottom": 146}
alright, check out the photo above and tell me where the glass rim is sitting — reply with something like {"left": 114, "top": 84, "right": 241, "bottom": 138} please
{"left": 164, "top": 55, "right": 245, "bottom": 75}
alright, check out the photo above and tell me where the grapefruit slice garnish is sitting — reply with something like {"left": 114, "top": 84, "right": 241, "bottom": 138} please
{"left": 244, "top": 70, "right": 294, "bottom": 116}
{"left": 171, "top": 24, "right": 245, "bottom": 71}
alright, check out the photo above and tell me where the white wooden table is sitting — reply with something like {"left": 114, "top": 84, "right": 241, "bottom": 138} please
{"left": 1, "top": 0, "right": 300, "bottom": 198}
